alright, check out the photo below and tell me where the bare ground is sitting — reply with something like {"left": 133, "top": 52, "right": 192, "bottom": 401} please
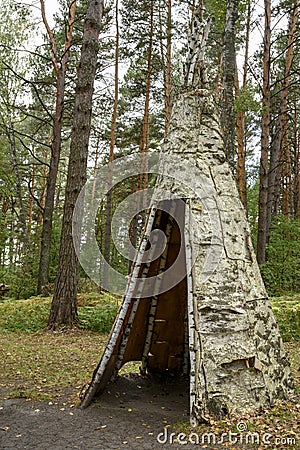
{"left": 1, "top": 333, "right": 299, "bottom": 449}
{"left": 0, "top": 374, "right": 205, "bottom": 450}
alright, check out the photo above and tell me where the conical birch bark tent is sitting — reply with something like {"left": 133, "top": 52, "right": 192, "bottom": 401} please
{"left": 80, "top": 8, "right": 293, "bottom": 424}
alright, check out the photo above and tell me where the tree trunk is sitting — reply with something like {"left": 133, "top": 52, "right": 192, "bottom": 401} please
{"left": 48, "top": 0, "right": 104, "bottom": 330}
{"left": 28, "top": 165, "right": 35, "bottom": 239}
{"left": 103, "top": 0, "right": 119, "bottom": 288}
{"left": 130, "top": 0, "right": 154, "bottom": 263}
{"left": 235, "top": 0, "right": 250, "bottom": 210}
{"left": 221, "top": 0, "right": 239, "bottom": 170}
{"left": 0, "top": 197, "right": 9, "bottom": 265}
{"left": 282, "top": 137, "right": 291, "bottom": 216}
{"left": 164, "top": 0, "right": 172, "bottom": 135}
{"left": 293, "top": 99, "right": 300, "bottom": 219}
{"left": 138, "top": 0, "right": 154, "bottom": 219}
{"left": 139, "top": 0, "right": 154, "bottom": 196}
{"left": 266, "top": 0, "right": 298, "bottom": 234}
{"left": 37, "top": 0, "right": 76, "bottom": 295}
{"left": 257, "top": 0, "right": 271, "bottom": 264}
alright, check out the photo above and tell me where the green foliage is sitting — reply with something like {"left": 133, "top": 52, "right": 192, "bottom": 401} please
{"left": 247, "top": 181, "right": 259, "bottom": 250}
{"left": 260, "top": 216, "right": 300, "bottom": 295}
{"left": 235, "top": 84, "right": 261, "bottom": 115}
{"left": 0, "top": 297, "right": 50, "bottom": 332}
{"left": 0, "top": 293, "right": 120, "bottom": 333}
{"left": 271, "top": 297, "right": 300, "bottom": 341}
{"left": 1, "top": 293, "right": 299, "bottom": 344}
{"left": 6, "top": 250, "right": 40, "bottom": 300}
{"left": 8, "top": 269, "right": 38, "bottom": 300}
{"left": 78, "top": 291, "right": 119, "bottom": 333}
{"left": 78, "top": 304, "right": 118, "bottom": 333}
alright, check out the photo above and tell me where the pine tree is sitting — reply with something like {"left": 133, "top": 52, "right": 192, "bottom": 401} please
{"left": 48, "top": 0, "right": 104, "bottom": 329}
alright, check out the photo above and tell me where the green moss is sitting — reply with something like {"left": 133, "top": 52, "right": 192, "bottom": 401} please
{"left": 271, "top": 297, "right": 300, "bottom": 341}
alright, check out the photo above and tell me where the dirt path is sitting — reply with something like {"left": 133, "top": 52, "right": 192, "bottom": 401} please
{"left": 1, "top": 374, "right": 209, "bottom": 450}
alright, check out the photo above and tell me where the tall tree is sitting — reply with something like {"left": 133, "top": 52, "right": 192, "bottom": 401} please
{"left": 37, "top": 0, "right": 77, "bottom": 295}
{"left": 48, "top": 0, "right": 104, "bottom": 329}
{"left": 103, "top": 0, "right": 119, "bottom": 285}
{"left": 138, "top": 0, "right": 154, "bottom": 199}
{"left": 257, "top": 0, "right": 271, "bottom": 264}
{"left": 159, "top": 0, "right": 173, "bottom": 135}
{"left": 0, "top": 2, "right": 32, "bottom": 256}
{"left": 221, "top": 0, "right": 239, "bottom": 170}
{"left": 267, "top": 0, "right": 298, "bottom": 230}
{"left": 235, "top": 0, "right": 251, "bottom": 209}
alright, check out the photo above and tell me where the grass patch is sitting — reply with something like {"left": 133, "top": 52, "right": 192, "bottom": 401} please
{"left": 0, "top": 294, "right": 299, "bottom": 445}
{"left": 1, "top": 293, "right": 298, "bottom": 341}
{"left": 270, "top": 295, "right": 300, "bottom": 341}
{"left": 0, "top": 330, "right": 107, "bottom": 404}
{"left": 0, "top": 292, "right": 120, "bottom": 333}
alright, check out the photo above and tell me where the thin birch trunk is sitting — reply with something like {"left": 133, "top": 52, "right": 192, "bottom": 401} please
{"left": 139, "top": 0, "right": 154, "bottom": 194}
{"left": 131, "top": 0, "right": 154, "bottom": 261}
{"left": 282, "top": 135, "right": 292, "bottom": 216}
{"left": 0, "top": 198, "right": 9, "bottom": 265}
{"left": 293, "top": 100, "right": 300, "bottom": 218}
{"left": 164, "top": 0, "right": 172, "bottom": 135}
{"left": 7, "top": 111, "right": 29, "bottom": 250}
{"left": 28, "top": 165, "right": 35, "bottom": 239}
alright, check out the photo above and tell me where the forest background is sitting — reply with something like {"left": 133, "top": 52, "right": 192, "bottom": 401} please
{"left": 0, "top": 0, "right": 299, "bottom": 322}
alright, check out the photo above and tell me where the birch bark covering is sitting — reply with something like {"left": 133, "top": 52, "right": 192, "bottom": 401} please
{"left": 81, "top": 90, "right": 293, "bottom": 423}
{"left": 161, "top": 92, "right": 293, "bottom": 422}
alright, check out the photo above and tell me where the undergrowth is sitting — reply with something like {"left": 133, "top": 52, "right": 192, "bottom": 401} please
{"left": 0, "top": 293, "right": 299, "bottom": 341}
{"left": 0, "top": 292, "right": 120, "bottom": 333}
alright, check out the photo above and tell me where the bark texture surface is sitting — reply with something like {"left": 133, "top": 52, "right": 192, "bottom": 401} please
{"left": 160, "top": 92, "right": 293, "bottom": 423}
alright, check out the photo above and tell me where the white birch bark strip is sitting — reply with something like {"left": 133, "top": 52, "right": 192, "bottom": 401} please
{"left": 183, "top": 311, "right": 189, "bottom": 375}
{"left": 184, "top": 199, "right": 198, "bottom": 423}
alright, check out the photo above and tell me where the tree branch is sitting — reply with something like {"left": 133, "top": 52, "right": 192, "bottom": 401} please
{"left": 40, "top": 0, "right": 60, "bottom": 77}
{"left": 61, "top": 0, "right": 77, "bottom": 70}
{"left": 1, "top": 60, "right": 54, "bottom": 120}
{"left": 28, "top": 178, "right": 45, "bottom": 212}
